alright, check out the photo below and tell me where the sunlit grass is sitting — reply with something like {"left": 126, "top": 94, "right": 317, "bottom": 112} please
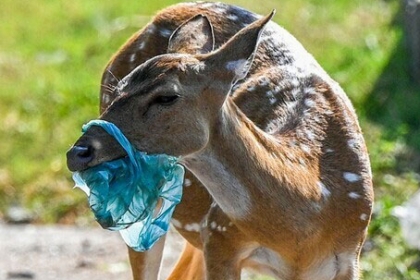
{"left": 1, "top": 0, "right": 419, "bottom": 279}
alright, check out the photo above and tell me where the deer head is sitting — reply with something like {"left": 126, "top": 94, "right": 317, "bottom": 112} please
{"left": 67, "top": 11, "right": 275, "bottom": 171}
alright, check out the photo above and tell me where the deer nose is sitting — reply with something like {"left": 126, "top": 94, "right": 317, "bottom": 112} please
{"left": 66, "top": 145, "right": 93, "bottom": 171}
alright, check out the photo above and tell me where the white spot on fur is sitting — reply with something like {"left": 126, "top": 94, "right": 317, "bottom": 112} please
{"left": 214, "top": 7, "right": 227, "bottom": 14}
{"left": 360, "top": 213, "right": 368, "bottom": 221}
{"left": 184, "top": 178, "right": 192, "bottom": 187}
{"left": 171, "top": 219, "right": 182, "bottom": 228}
{"left": 304, "top": 87, "right": 317, "bottom": 95}
{"left": 304, "top": 98, "right": 316, "bottom": 107}
{"left": 290, "top": 78, "right": 301, "bottom": 89}
{"left": 348, "top": 192, "right": 361, "bottom": 199}
{"left": 347, "top": 138, "right": 358, "bottom": 149}
{"left": 184, "top": 223, "right": 200, "bottom": 232}
{"left": 300, "top": 143, "right": 311, "bottom": 154}
{"left": 287, "top": 100, "right": 298, "bottom": 111}
{"left": 343, "top": 172, "right": 361, "bottom": 183}
{"left": 305, "top": 130, "right": 315, "bottom": 140}
{"left": 299, "top": 158, "right": 306, "bottom": 166}
{"left": 227, "top": 14, "right": 239, "bottom": 21}
{"left": 159, "top": 28, "right": 172, "bottom": 37}
{"left": 210, "top": 221, "right": 217, "bottom": 230}
{"left": 318, "top": 181, "right": 331, "bottom": 198}
{"left": 201, "top": 220, "right": 207, "bottom": 229}
{"left": 266, "top": 91, "right": 276, "bottom": 104}
{"left": 325, "top": 148, "right": 334, "bottom": 153}
{"left": 129, "top": 53, "right": 136, "bottom": 63}
{"left": 138, "top": 41, "right": 146, "bottom": 50}
{"left": 225, "top": 59, "right": 248, "bottom": 80}
{"left": 102, "top": 94, "right": 111, "bottom": 105}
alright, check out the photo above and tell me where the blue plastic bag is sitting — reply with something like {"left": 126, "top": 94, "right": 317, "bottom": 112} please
{"left": 72, "top": 120, "right": 184, "bottom": 251}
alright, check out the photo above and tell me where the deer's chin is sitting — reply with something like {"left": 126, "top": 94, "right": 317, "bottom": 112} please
{"left": 133, "top": 143, "right": 208, "bottom": 160}
{"left": 88, "top": 153, "right": 127, "bottom": 169}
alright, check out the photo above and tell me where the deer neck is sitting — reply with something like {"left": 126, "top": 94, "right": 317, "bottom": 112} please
{"left": 180, "top": 99, "right": 320, "bottom": 221}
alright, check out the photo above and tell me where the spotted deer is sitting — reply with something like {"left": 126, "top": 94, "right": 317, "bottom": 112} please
{"left": 67, "top": 2, "right": 374, "bottom": 280}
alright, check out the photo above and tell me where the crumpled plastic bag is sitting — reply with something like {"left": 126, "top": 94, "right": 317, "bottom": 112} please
{"left": 72, "top": 120, "right": 184, "bottom": 252}
{"left": 393, "top": 189, "right": 420, "bottom": 250}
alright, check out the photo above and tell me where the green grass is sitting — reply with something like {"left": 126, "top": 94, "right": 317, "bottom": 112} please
{"left": 1, "top": 0, "right": 420, "bottom": 278}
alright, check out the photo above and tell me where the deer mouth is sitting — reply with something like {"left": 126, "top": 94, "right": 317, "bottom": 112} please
{"left": 66, "top": 124, "right": 127, "bottom": 172}
{"left": 67, "top": 120, "right": 185, "bottom": 251}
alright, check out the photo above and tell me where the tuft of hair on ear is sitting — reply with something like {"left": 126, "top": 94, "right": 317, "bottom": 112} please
{"left": 167, "top": 14, "right": 215, "bottom": 55}
{"left": 203, "top": 10, "right": 276, "bottom": 85}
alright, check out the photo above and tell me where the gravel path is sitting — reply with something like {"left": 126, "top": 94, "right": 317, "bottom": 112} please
{"left": 0, "top": 222, "right": 184, "bottom": 280}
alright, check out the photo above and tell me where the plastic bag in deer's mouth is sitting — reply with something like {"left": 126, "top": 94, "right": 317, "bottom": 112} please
{"left": 72, "top": 120, "right": 184, "bottom": 252}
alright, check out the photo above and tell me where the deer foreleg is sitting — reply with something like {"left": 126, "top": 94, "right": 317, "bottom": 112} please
{"left": 128, "top": 235, "right": 166, "bottom": 280}
{"left": 201, "top": 207, "right": 246, "bottom": 280}
{"left": 167, "top": 241, "right": 205, "bottom": 280}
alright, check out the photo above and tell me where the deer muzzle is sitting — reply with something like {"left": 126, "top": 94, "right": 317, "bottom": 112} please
{"left": 66, "top": 125, "right": 127, "bottom": 172}
{"left": 66, "top": 145, "right": 93, "bottom": 171}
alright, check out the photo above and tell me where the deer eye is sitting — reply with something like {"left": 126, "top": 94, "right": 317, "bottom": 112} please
{"left": 153, "top": 95, "right": 179, "bottom": 106}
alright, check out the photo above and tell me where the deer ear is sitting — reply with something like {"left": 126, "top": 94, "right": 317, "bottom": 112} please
{"left": 204, "top": 10, "right": 275, "bottom": 84}
{"left": 168, "top": 15, "right": 215, "bottom": 54}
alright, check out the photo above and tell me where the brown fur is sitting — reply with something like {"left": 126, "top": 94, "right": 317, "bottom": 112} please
{"left": 67, "top": 2, "right": 373, "bottom": 279}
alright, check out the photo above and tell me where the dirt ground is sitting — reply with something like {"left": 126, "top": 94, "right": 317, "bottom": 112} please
{"left": 0, "top": 221, "right": 184, "bottom": 280}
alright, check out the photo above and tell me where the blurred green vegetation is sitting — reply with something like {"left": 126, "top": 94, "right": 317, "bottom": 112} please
{"left": 1, "top": 0, "right": 419, "bottom": 279}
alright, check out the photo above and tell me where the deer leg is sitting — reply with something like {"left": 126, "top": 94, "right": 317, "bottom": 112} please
{"left": 167, "top": 241, "right": 205, "bottom": 280}
{"left": 128, "top": 234, "right": 166, "bottom": 280}
{"left": 333, "top": 231, "right": 368, "bottom": 280}
{"left": 202, "top": 206, "right": 246, "bottom": 280}
{"left": 204, "top": 245, "right": 241, "bottom": 280}
{"left": 333, "top": 244, "right": 364, "bottom": 280}
{"left": 128, "top": 173, "right": 211, "bottom": 280}
{"left": 334, "top": 260, "right": 359, "bottom": 280}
